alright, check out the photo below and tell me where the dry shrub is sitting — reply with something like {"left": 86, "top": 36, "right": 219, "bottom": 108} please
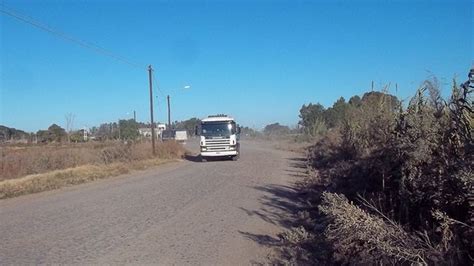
{"left": 0, "top": 141, "right": 186, "bottom": 181}
{"left": 0, "top": 164, "right": 127, "bottom": 199}
{"left": 280, "top": 226, "right": 311, "bottom": 246}
{"left": 154, "top": 141, "right": 186, "bottom": 159}
{"left": 0, "top": 140, "right": 186, "bottom": 198}
{"left": 0, "top": 157, "right": 173, "bottom": 199}
{"left": 294, "top": 71, "right": 474, "bottom": 264}
{"left": 339, "top": 91, "right": 398, "bottom": 159}
{"left": 99, "top": 144, "right": 133, "bottom": 164}
{"left": 277, "top": 226, "right": 315, "bottom": 264}
{"left": 319, "top": 192, "right": 442, "bottom": 265}
{"left": 0, "top": 144, "right": 99, "bottom": 180}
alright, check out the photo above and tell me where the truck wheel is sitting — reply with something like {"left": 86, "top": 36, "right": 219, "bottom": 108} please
{"left": 234, "top": 145, "right": 240, "bottom": 160}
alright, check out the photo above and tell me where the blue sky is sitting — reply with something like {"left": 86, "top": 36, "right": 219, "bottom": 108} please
{"left": 1, "top": 0, "right": 472, "bottom": 132}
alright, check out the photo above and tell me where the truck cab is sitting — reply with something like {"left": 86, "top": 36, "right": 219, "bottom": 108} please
{"left": 197, "top": 115, "right": 240, "bottom": 162}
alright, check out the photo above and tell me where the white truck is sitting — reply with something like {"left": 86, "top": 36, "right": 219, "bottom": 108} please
{"left": 175, "top": 130, "right": 188, "bottom": 143}
{"left": 197, "top": 115, "right": 241, "bottom": 162}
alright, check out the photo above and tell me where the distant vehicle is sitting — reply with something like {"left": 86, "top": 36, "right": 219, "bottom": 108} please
{"left": 161, "top": 129, "right": 175, "bottom": 141}
{"left": 175, "top": 130, "right": 188, "bottom": 143}
{"left": 196, "top": 114, "right": 240, "bottom": 162}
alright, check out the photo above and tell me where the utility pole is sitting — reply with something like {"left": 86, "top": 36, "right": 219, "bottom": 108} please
{"left": 133, "top": 110, "right": 136, "bottom": 122}
{"left": 167, "top": 95, "right": 171, "bottom": 130}
{"left": 148, "top": 65, "right": 156, "bottom": 155}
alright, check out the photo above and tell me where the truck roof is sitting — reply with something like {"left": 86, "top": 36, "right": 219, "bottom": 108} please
{"left": 201, "top": 115, "right": 235, "bottom": 122}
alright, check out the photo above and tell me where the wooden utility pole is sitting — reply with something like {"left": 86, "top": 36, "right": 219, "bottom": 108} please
{"left": 148, "top": 65, "right": 156, "bottom": 155}
{"left": 167, "top": 95, "right": 171, "bottom": 130}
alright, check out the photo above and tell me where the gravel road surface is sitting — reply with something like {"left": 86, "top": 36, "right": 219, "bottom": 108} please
{"left": 0, "top": 140, "right": 304, "bottom": 264}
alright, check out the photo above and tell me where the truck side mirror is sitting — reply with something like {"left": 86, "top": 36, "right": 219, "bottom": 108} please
{"left": 195, "top": 125, "right": 199, "bottom": 136}
{"left": 237, "top": 126, "right": 241, "bottom": 134}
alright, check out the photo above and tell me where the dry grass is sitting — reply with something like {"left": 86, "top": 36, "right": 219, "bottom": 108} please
{"left": 276, "top": 76, "right": 473, "bottom": 264}
{"left": 0, "top": 158, "right": 175, "bottom": 199}
{"left": 0, "top": 141, "right": 185, "bottom": 181}
{"left": 0, "top": 141, "right": 185, "bottom": 199}
{"left": 319, "top": 192, "right": 441, "bottom": 264}
{"left": 273, "top": 139, "right": 312, "bottom": 153}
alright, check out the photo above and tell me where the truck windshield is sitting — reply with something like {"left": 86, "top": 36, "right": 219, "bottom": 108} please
{"left": 201, "top": 122, "right": 235, "bottom": 137}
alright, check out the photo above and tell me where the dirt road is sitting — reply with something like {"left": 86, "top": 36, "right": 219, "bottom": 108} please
{"left": 0, "top": 140, "right": 304, "bottom": 264}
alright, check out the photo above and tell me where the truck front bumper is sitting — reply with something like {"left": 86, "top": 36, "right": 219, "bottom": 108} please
{"left": 200, "top": 150, "right": 238, "bottom": 157}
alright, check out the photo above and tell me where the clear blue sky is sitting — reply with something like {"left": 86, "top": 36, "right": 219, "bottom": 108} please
{"left": 1, "top": 0, "right": 472, "bottom": 132}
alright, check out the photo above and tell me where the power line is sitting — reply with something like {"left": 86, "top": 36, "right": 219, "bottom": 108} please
{"left": 0, "top": 5, "right": 145, "bottom": 70}
{"left": 152, "top": 72, "right": 167, "bottom": 99}
{"left": 152, "top": 71, "right": 167, "bottom": 121}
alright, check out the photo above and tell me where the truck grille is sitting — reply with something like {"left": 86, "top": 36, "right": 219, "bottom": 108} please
{"left": 205, "top": 138, "right": 231, "bottom": 151}
{"left": 205, "top": 138, "right": 230, "bottom": 145}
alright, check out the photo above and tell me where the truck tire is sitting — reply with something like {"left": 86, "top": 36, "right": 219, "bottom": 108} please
{"left": 235, "top": 144, "right": 241, "bottom": 160}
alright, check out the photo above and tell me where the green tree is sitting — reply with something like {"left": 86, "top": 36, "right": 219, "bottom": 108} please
{"left": 348, "top": 95, "right": 362, "bottom": 107}
{"left": 118, "top": 119, "right": 139, "bottom": 140}
{"left": 299, "top": 103, "right": 326, "bottom": 128}
{"left": 360, "top": 91, "right": 400, "bottom": 113}
{"left": 263, "top": 123, "right": 291, "bottom": 136}
{"left": 240, "top": 126, "right": 261, "bottom": 138}
{"left": 36, "top": 130, "right": 53, "bottom": 143}
{"left": 35, "top": 124, "right": 66, "bottom": 143}
{"left": 324, "top": 97, "right": 349, "bottom": 128}
{"left": 299, "top": 103, "right": 327, "bottom": 136}
{"left": 174, "top": 117, "right": 201, "bottom": 136}
{"left": 48, "top": 124, "right": 67, "bottom": 142}
{"left": 0, "top": 125, "right": 29, "bottom": 142}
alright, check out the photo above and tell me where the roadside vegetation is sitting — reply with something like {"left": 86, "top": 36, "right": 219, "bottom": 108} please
{"left": 0, "top": 141, "right": 185, "bottom": 199}
{"left": 0, "top": 115, "right": 231, "bottom": 199}
{"left": 277, "top": 70, "right": 473, "bottom": 264}
{"left": 0, "top": 116, "right": 193, "bottom": 199}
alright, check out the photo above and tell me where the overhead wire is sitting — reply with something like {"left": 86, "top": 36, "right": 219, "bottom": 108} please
{"left": 0, "top": 5, "right": 146, "bottom": 70}
{"left": 152, "top": 71, "right": 166, "bottom": 121}
{"left": 0, "top": 4, "right": 172, "bottom": 129}
{"left": 153, "top": 71, "right": 167, "bottom": 99}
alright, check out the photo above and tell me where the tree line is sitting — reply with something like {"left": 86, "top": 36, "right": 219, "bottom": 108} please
{"left": 298, "top": 91, "right": 399, "bottom": 137}
{"left": 0, "top": 125, "right": 31, "bottom": 143}
{"left": 0, "top": 117, "right": 208, "bottom": 144}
